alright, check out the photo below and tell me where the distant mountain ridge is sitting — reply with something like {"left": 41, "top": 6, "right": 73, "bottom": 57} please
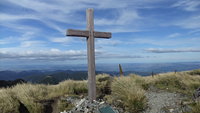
{"left": 1, "top": 62, "right": 200, "bottom": 83}
{"left": 0, "top": 70, "right": 88, "bottom": 81}
{"left": 2, "top": 62, "right": 200, "bottom": 72}
{"left": 0, "top": 70, "right": 47, "bottom": 80}
{"left": 0, "top": 70, "right": 148, "bottom": 83}
{"left": 24, "top": 71, "right": 89, "bottom": 83}
{"left": 0, "top": 79, "right": 26, "bottom": 88}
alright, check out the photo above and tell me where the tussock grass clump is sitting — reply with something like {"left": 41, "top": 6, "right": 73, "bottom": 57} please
{"left": 12, "top": 83, "right": 53, "bottom": 113}
{"left": 96, "top": 74, "right": 112, "bottom": 98}
{"left": 143, "top": 72, "right": 200, "bottom": 96}
{"left": 0, "top": 89, "right": 19, "bottom": 113}
{"left": 53, "top": 80, "right": 87, "bottom": 96}
{"left": 107, "top": 75, "right": 147, "bottom": 113}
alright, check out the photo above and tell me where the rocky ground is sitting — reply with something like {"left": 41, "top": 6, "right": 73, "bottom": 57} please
{"left": 60, "top": 97, "right": 121, "bottom": 113}
{"left": 60, "top": 87, "right": 200, "bottom": 113}
{"left": 144, "top": 87, "right": 191, "bottom": 113}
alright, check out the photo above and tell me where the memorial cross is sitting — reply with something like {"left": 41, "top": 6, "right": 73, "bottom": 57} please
{"left": 66, "top": 8, "right": 112, "bottom": 100}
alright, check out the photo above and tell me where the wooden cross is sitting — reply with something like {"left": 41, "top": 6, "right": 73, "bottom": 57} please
{"left": 66, "top": 8, "right": 112, "bottom": 101}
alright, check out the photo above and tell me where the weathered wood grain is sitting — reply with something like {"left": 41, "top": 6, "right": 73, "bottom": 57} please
{"left": 67, "top": 29, "right": 111, "bottom": 39}
{"left": 94, "top": 31, "right": 111, "bottom": 38}
{"left": 87, "top": 8, "right": 96, "bottom": 101}
{"left": 67, "top": 29, "right": 89, "bottom": 37}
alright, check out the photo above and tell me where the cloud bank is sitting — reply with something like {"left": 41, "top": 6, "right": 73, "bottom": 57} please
{"left": 0, "top": 49, "right": 145, "bottom": 61}
{"left": 145, "top": 48, "right": 200, "bottom": 53}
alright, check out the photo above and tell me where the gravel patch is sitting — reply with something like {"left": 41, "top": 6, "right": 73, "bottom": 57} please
{"left": 144, "top": 88, "right": 191, "bottom": 113}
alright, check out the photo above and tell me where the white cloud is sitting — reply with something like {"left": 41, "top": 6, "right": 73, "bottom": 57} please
{"left": 0, "top": 37, "right": 14, "bottom": 45}
{"left": 5, "top": 0, "right": 84, "bottom": 24}
{"left": 1, "top": 0, "right": 200, "bottom": 64}
{"left": 175, "top": 15, "right": 200, "bottom": 29}
{"left": 20, "top": 41, "right": 45, "bottom": 47}
{"left": 0, "top": 48, "right": 145, "bottom": 61}
{"left": 173, "top": 14, "right": 200, "bottom": 30}
{"left": 96, "top": 39, "right": 122, "bottom": 46}
{"left": 95, "top": 10, "right": 140, "bottom": 26}
{"left": 0, "top": 13, "right": 36, "bottom": 21}
{"left": 0, "top": 32, "right": 39, "bottom": 46}
{"left": 145, "top": 48, "right": 200, "bottom": 53}
{"left": 96, "top": 27, "right": 142, "bottom": 33}
{"left": 188, "top": 29, "right": 200, "bottom": 34}
{"left": 0, "top": 13, "right": 65, "bottom": 34}
{"left": 0, "top": 22, "right": 41, "bottom": 34}
{"left": 168, "top": 33, "right": 181, "bottom": 38}
{"left": 163, "top": 9, "right": 200, "bottom": 31}
{"left": 18, "top": 32, "right": 36, "bottom": 41}
{"left": 0, "top": 49, "right": 86, "bottom": 60}
{"left": 129, "top": 36, "right": 200, "bottom": 46}
{"left": 116, "top": 10, "right": 140, "bottom": 25}
{"left": 3, "top": 0, "right": 164, "bottom": 34}
{"left": 172, "top": 0, "right": 200, "bottom": 11}
{"left": 50, "top": 37, "right": 72, "bottom": 43}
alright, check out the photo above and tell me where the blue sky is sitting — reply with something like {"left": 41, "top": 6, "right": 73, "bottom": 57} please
{"left": 0, "top": 0, "right": 200, "bottom": 68}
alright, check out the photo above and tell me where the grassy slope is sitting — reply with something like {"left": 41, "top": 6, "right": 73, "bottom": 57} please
{"left": 0, "top": 70, "right": 200, "bottom": 113}
{"left": 0, "top": 80, "right": 87, "bottom": 113}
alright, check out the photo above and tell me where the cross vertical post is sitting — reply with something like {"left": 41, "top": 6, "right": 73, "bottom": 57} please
{"left": 86, "top": 9, "right": 96, "bottom": 100}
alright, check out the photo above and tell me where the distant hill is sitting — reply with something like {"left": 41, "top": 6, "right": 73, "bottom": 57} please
{"left": 0, "top": 70, "right": 91, "bottom": 83}
{"left": 38, "top": 76, "right": 59, "bottom": 84}
{"left": 0, "top": 79, "right": 26, "bottom": 88}
{"left": 0, "top": 70, "right": 46, "bottom": 80}
{"left": 1, "top": 62, "right": 200, "bottom": 72}
{"left": 0, "top": 69, "right": 152, "bottom": 84}
{"left": 24, "top": 71, "right": 89, "bottom": 83}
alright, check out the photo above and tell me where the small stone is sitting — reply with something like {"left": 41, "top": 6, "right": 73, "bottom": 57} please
{"left": 60, "top": 97, "right": 119, "bottom": 113}
{"left": 169, "top": 109, "right": 174, "bottom": 112}
{"left": 99, "top": 101, "right": 105, "bottom": 105}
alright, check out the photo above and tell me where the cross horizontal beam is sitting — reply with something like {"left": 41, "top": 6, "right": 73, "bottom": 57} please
{"left": 67, "top": 29, "right": 111, "bottom": 39}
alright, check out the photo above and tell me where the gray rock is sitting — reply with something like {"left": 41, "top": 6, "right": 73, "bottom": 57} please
{"left": 193, "top": 87, "right": 200, "bottom": 100}
{"left": 60, "top": 97, "right": 119, "bottom": 113}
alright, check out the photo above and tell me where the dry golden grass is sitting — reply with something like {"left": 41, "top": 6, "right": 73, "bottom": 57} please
{"left": 106, "top": 75, "right": 147, "bottom": 113}
{"left": 143, "top": 71, "right": 200, "bottom": 96}
{"left": 11, "top": 84, "right": 50, "bottom": 113}
{"left": 50, "top": 80, "right": 87, "bottom": 97}
{"left": 0, "top": 88, "right": 19, "bottom": 113}
{"left": 96, "top": 74, "right": 112, "bottom": 98}
{"left": 0, "top": 80, "right": 87, "bottom": 113}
